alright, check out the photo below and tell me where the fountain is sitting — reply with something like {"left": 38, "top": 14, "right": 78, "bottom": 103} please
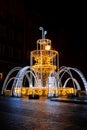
{"left": 1, "top": 27, "right": 87, "bottom": 98}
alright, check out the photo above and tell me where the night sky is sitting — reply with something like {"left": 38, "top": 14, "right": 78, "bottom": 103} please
{"left": 25, "top": 1, "right": 87, "bottom": 77}
{"left": 0, "top": 1, "right": 87, "bottom": 78}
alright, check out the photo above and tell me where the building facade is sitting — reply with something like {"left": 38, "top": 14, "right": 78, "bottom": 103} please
{"left": 0, "top": 0, "right": 26, "bottom": 90}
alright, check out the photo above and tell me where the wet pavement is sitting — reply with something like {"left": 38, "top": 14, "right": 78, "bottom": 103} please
{"left": 50, "top": 96, "right": 87, "bottom": 104}
{"left": 0, "top": 96, "right": 87, "bottom": 130}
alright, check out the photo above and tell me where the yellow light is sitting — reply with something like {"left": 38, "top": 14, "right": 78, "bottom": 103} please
{"left": 45, "top": 45, "right": 51, "bottom": 50}
{"left": 58, "top": 87, "right": 75, "bottom": 96}
{"left": 0, "top": 73, "right": 3, "bottom": 80}
{"left": 21, "top": 88, "right": 26, "bottom": 95}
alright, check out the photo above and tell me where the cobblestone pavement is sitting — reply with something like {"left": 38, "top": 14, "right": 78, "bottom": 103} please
{"left": 0, "top": 96, "right": 87, "bottom": 130}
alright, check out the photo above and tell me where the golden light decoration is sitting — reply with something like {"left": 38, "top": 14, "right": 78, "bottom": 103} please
{"left": 2, "top": 27, "right": 78, "bottom": 98}
{"left": 45, "top": 44, "right": 51, "bottom": 50}
{"left": 13, "top": 87, "right": 75, "bottom": 97}
{"left": 30, "top": 32, "right": 59, "bottom": 88}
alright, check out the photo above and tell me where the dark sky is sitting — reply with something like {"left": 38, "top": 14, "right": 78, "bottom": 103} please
{"left": 1, "top": 1, "right": 86, "bottom": 71}
{"left": 24, "top": 1, "right": 87, "bottom": 77}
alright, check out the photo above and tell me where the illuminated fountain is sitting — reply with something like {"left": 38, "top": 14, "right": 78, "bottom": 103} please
{"left": 30, "top": 27, "right": 59, "bottom": 97}
{"left": 1, "top": 27, "right": 87, "bottom": 98}
{"left": 1, "top": 27, "right": 59, "bottom": 98}
{"left": 31, "top": 27, "right": 58, "bottom": 87}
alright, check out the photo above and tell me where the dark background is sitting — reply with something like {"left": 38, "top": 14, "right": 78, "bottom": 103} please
{"left": 0, "top": 0, "right": 87, "bottom": 88}
{"left": 25, "top": 1, "right": 87, "bottom": 75}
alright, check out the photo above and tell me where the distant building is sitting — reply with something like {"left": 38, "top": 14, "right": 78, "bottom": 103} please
{"left": 0, "top": 0, "right": 27, "bottom": 85}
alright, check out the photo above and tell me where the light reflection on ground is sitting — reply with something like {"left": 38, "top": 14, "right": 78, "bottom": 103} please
{"left": 0, "top": 96, "right": 87, "bottom": 130}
